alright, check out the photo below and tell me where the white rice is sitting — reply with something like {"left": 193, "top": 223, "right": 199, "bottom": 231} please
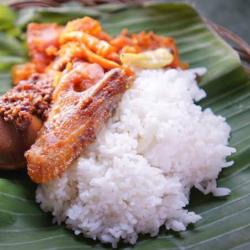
{"left": 37, "top": 68, "right": 235, "bottom": 247}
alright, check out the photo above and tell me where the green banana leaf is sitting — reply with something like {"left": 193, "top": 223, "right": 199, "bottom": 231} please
{"left": 0, "top": 2, "right": 250, "bottom": 250}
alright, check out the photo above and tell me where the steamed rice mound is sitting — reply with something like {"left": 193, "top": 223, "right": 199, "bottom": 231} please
{"left": 37, "top": 69, "right": 235, "bottom": 247}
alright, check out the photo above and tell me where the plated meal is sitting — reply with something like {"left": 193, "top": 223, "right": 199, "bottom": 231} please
{"left": 1, "top": 3, "right": 249, "bottom": 249}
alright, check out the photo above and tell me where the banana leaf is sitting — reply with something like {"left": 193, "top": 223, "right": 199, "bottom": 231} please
{"left": 0, "top": 2, "right": 250, "bottom": 250}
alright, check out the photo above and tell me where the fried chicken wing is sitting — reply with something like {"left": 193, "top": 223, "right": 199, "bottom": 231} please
{"left": 26, "top": 69, "right": 129, "bottom": 183}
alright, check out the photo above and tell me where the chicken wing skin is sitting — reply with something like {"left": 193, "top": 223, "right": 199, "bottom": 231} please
{"left": 26, "top": 68, "right": 129, "bottom": 183}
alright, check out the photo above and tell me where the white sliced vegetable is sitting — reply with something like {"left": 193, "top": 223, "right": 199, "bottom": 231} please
{"left": 120, "top": 48, "right": 173, "bottom": 69}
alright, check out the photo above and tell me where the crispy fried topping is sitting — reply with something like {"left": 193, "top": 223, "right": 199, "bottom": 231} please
{"left": 0, "top": 74, "right": 53, "bottom": 130}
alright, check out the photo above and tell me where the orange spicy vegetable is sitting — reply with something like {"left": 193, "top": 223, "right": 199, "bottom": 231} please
{"left": 60, "top": 31, "right": 115, "bottom": 57}
{"left": 79, "top": 43, "right": 121, "bottom": 70}
{"left": 63, "top": 17, "right": 102, "bottom": 36}
{"left": 12, "top": 16, "right": 187, "bottom": 86}
{"left": 27, "top": 23, "right": 63, "bottom": 73}
{"left": 111, "top": 30, "right": 188, "bottom": 69}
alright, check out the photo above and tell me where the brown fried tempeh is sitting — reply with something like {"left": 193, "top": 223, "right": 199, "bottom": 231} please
{"left": 26, "top": 69, "right": 129, "bottom": 183}
{"left": 0, "top": 74, "right": 53, "bottom": 130}
{"left": 0, "top": 74, "right": 54, "bottom": 169}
